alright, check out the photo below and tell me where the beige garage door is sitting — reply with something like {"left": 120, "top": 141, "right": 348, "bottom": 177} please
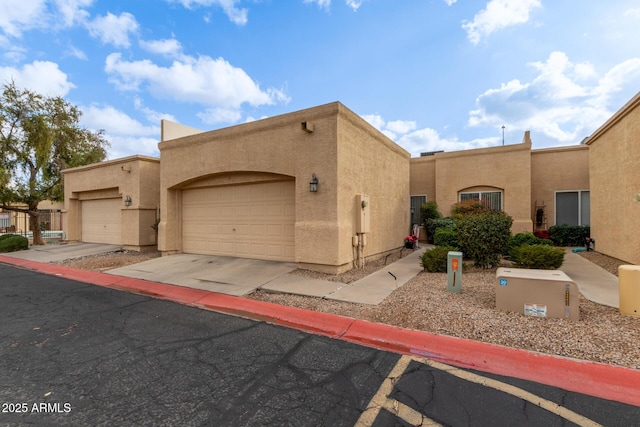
{"left": 182, "top": 181, "right": 295, "bottom": 261}
{"left": 81, "top": 198, "right": 122, "bottom": 244}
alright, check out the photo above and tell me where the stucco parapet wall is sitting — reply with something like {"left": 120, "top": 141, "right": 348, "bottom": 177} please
{"left": 61, "top": 155, "right": 160, "bottom": 174}
{"left": 586, "top": 91, "right": 640, "bottom": 143}
{"left": 410, "top": 133, "right": 532, "bottom": 162}
{"left": 531, "top": 144, "right": 589, "bottom": 155}
{"left": 158, "top": 101, "right": 410, "bottom": 158}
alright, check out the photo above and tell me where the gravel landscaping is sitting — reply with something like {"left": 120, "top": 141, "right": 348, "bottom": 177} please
{"left": 53, "top": 247, "right": 640, "bottom": 369}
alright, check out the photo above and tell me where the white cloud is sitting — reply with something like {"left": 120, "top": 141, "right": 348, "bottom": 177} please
{"left": 52, "top": 0, "right": 92, "bottom": 27}
{"left": 168, "top": 0, "right": 248, "bottom": 25}
{"left": 64, "top": 45, "right": 88, "bottom": 60}
{"left": 444, "top": 0, "right": 457, "bottom": 5}
{"left": 346, "top": 0, "right": 364, "bottom": 12}
{"left": 197, "top": 107, "right": 242, "bottom": 124}
{"left": 133, "top": 97, "right": 177, "bottom": 124}
{"left": 304, "top": 0, "right": 331, "bottom": 10}
{"left": 304, "top": 0, "right": 364, "bottom": 12}
{"left": 362, "top": 113, "right": 489, "bottom": 156}
{"left": 361, "top": 114, "right": 385, "bottom": 130}
{"left": 82, "top": 104, "right": 159, "bottom": 136}
{"left": 139, "top": 38, "right": 183, "bottom": 58}
{"left": 0, "top": 0, "right": 47, "bottom": 37}
{"left": 82, "top": 104, "right": 161, "bottom": 158}
{"left": 468, "top": 52, "right": 640, "bottom": 145}
{"left": 87, "top": 12, "right": 139, "bottom": 48}
{"left": 104, "top": 52, "right": 290, "bottom": 124}
{"left": 397, "top": 128, "right": 494, "bottom": 157}
{"left": 462, "top": 0, "right": 541, "bottom": 45}
{"left": 386, "top": 120, "right": 417, "bottom": 135}
{"left": 0, "top": 60, "right": 75, "bottom": 96}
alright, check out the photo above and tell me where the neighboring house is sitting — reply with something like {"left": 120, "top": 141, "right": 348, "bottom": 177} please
{"left": 63, "top": 96, "right": 638, "bottom": 273}
{"left": 409, "top": 132, "right": 590, "bottom": 234}
{"left": 585, "top": 92, "right": 640, "bottom": 265}
{"left": 0, "top": 200, "right": 64, "bottom": 235}
{"left": 62, "top": 155, "right": 160, "bottom": 251}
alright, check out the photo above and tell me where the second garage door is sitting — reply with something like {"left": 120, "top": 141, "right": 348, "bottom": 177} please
{"left": 81, "top": 198, "right": 122, "bottom": 244}
{"left": 182, "top": 181, "right": 295, "bottom": 261}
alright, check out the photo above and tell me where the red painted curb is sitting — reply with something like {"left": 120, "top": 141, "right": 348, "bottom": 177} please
{"left": 193, "top": 292, "right": 355, "bottom": 338}
{"left": 2, "top": 255, "right": 639, "bottom": 407}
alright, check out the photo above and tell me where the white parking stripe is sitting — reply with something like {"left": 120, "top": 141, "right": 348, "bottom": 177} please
{"left": 355, "top": 354, "right": 604, "bottom": 427}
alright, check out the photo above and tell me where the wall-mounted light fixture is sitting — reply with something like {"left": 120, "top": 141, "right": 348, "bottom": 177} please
{"left": 124, "top": 195, "right": 132, "bottom": 207}
{"left": 309, "top": 174, "right": 318, "bottom": 193}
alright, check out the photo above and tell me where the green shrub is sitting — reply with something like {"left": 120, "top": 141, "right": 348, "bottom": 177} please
{"left": 420, "top": 201, "right": 441, "bottom": 228}
{"left": 549, "top": 225, "right": 590, "bottom": 246}
{"left": 0, "top": 234, "right": 28, "bottom": 252}
{"left": 421, "top": 246, "right": 456, "bottom": 273}
{"left": 0, "top": 233, "right": 18, "bottom": 242}
{"left": 425, "top": 217, "right": 456, "bottom": 244}
{"left": 451, "top": 199, "right": 494, "bottom": 217}
{"left": 510, "top": 244, "right": 565, "bottom": 269}
{"left": 506, "top": 232, "right": 553, "bottom": 253}
{"left": 434, "top": 228, "right": 459, "bottom": 248}
{"left": 456, "top": 212, "right": 513, "bottom": 268}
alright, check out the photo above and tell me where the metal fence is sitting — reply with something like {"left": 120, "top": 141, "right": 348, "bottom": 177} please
{"left": 0, "top": 209, "right": 64, "bottom": 239}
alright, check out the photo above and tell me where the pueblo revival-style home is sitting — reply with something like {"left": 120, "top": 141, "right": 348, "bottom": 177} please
{"left": 61, "top": 96, "right": 639, "bottom": 272}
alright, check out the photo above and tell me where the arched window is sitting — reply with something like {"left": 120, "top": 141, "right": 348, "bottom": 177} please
{"left": 459, "top": 189, "right": 503, "bottom": 212}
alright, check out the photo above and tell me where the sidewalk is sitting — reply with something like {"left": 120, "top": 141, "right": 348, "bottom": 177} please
{"left": 561, "top": 248, "right": 619, "bottom": 308}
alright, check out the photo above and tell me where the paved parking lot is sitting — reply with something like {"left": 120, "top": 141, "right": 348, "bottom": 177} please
{"left": 1, "top": 263, "right": 638, "bottom": 426}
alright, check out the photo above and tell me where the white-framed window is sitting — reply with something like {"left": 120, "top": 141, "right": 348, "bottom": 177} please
{"left": 459, "top": 191, "right": 503, "bottom": 212}
{"left": 410, "top": 195, "right": 427, "bottom": 226}
{"left": 555, "top": 190, "right": 590, "bottom": 226}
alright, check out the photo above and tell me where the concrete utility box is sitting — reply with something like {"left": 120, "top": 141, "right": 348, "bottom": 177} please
{"left": 495, "top": 268, "right": 579, "bottom": 320}
{"left": 447, "top": 251, "right": 463, "bottom": 293}
{"left": 619, "top": 265, "right": 640, "bottom": 318}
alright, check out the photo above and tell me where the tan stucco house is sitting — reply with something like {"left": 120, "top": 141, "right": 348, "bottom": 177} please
{"left": 62, "top": 155, "right": 160, "bottom": 251}
{"left": 61, "top": 96, "right": 637, "bottom": 273}
{"left": 585, "top": 92, "right": 640, "bottom": 265}
{"left": 409, "top": 132, "right": 590, "bottom": 234}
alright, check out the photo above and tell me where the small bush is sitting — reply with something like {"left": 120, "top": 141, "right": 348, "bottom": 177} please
{"left": 434, "top": 228, "right": 459, "bottom": 248}
{"left": 507, "top": 232, "right": 552, "bottom": 253}
{"left": 421, "top": 246, "right": 457, "bottom": 273}
{"left": 534, "top": 229, "right": 551, "bottom": 240}
{"left": 451, "top": 199, "right": 494, "bottom": 217}
{"left": 456, "top": 212, "right": 513, "bottom": 268}
{"left": 549, "top": 225, "right": 590, "bottom": 246}
{"left": 420, "top": 201, "right": 441, "bottom": 227}
{"left": 425, "top": 217, "right": 456, "bottom": 244}
{"left": 0, "top": 234, "right": 28, "bottom": 252}
{"left": 0, "top": 233, "right": 18, "bottom": 242}
{"left": 510, "top": 244, "right": 565, "bottom": 269}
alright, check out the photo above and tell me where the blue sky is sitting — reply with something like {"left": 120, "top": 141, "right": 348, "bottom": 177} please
{"left": 1, "top": 0, "right": 640, "bottom": 159}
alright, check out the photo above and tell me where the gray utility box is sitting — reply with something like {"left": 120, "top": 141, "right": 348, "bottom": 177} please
{"left": 496, "top": 268, "right": 579, "bottom": 320}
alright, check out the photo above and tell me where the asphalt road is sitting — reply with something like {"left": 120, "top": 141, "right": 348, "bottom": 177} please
{"left": 1, "top": 263, "right": 638, "bottom": 426}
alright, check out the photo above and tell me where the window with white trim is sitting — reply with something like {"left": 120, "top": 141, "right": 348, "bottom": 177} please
{"left": 555, "top": 190, "right": 589, "bottom": 226}
{"left": 459, "top": 191, "right": 503, "bottom": 212}
{"left": 410, "top": 195, "right": 426, "bottom": 226}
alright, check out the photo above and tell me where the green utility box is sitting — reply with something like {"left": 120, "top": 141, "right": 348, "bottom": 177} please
{"left": 447, "top": 251, "right": 463, "bottom": 293}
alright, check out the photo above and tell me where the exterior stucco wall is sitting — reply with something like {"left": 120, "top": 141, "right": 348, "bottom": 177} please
{"left": 587, "top": 93, "right": 640, "bottom": 265}
{"left": 62, "top": 155, "right": 160, "bottom": 250}
{"left": 158, "top": 102, "right": 410, "bottom": 273}
{"left": 336, "top": 106, "right": 410, "bottom": 268}
{"left": 409, "top": 156, "right": 436, "bottom": 201}
{"left": 433, "top": 135, "right": 533, "bottom": 232}
{"left": 531, "top": 145, "right": 589, "bottom": 229}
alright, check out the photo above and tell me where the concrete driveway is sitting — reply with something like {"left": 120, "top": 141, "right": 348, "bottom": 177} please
{"left": 1, "top": 242, "right": 121, "bottom": 263}
{"left": 106, "top": 254, "right": 313, "bottom": 296}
